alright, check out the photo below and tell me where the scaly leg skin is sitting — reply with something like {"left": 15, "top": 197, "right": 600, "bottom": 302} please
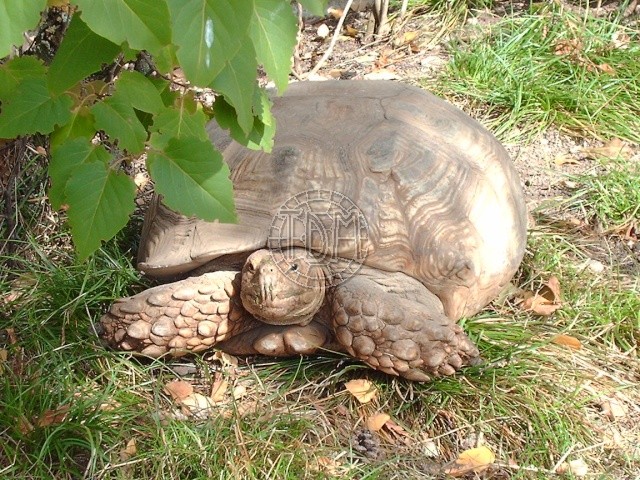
{"left": 99, "top": 271, "right": 260, "bottom": 357}
{"left": 331, "top": 274, "right": 481, "bottom": 382}
{"left": 217, "top": 319, "right": 337, "bottom": 356}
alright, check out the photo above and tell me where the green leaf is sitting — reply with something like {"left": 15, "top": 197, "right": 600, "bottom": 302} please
{"left": 212, "top": 88, "right": 275, "bottom": 151}
{"left": 50, "top": 106, "right": 96, "bottom": 151}
{"left": 90, "top": 72, "right": 163, "bottom": 152}
{"left": 298, "top": 0, "right": 327, "bottom": 16}
{"left": 48, "top": 15, "right": 120, "bottom": 94}
{"left": 211, "top": 40, "right": 259, "bottom": 134}
{"left": 250, "top": 0, "right": 298, "bottom": 92}
{"left": 150, "top": 106, "right": 209, "bottom": 149}
{"left": 111, "top": 71, "right": 164, "bottom": 114}
{"left": 0, "top": 0, "right": 47, "bottom": 58}
{"left": 49, "top": 139, "right": 110, "bottom": 209}
{"left": 75, "top": 0, "right": 171, "bottom": 55}
{"left": 167, "top": 0, "right": 252, "bottom": 86}
{"left": 147, "top": 136, "right": 236, "bottom": 222}
{"left": 66, "top": 161, "right": 136, "bottom": 259}
{"left": 0, "top": 56, "right": 46, "bottom": 98}
{"left": 92, "top": 99, "right": 147, "bottom": 153}
{"left": 0, "top": 76, "right": 73, "bottom": 137}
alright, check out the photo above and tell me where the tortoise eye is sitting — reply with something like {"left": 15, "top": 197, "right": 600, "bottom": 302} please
{"left": 289, "top": 263, "right": 299, "bottom": 272}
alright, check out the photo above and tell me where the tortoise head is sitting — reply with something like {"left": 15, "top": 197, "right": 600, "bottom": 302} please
{"left": 240, "top": 248, "right": 327, "bottom": 326}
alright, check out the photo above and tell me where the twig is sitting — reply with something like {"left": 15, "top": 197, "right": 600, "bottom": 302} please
{"left": 307, "top": 0, "right": 354, "bottom": 77}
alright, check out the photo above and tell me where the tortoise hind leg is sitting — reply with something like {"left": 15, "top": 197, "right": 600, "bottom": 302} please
{"left": 330, "top": 272, "right": 480, "bottom": 382}
{"left": 99, "top": 271, "right": 258, "bottom": 357}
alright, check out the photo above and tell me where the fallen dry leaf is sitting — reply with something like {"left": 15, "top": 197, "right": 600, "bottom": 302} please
{"left": 600, "top": 397, "right": 627, "bottom": 420}
{"left": 554, "top": 153, "right": 579, "bottom": 166}
{"left": 596, "top": 63, "right": 615, "bottom": 75}
{"left": 344, "top": 25, "right": 358, "bottom": 37}
{"left": 345, "top": 379, "right": 377, "bottom": 404}
{"left": 384, "top": 419, "right": 411, "bottom": 441}
{"left": 556, "top": 458, "right": 588, "bottom": 477}
{"left": 554, "top": 38, "right": 583, "bottom": 56}
{"left": 552, "top": 334, "right": 582, "bottom": 350}
{"left": 37, "top": 405, "right": 70, "bottom": 427}
{"left": 579, "top": 138, "right": 633, "bottom": 160}
{"left": 444, "top": 446, "right": 496, "bottom": 477}
{"left": 521, "top": 276, "right": 562, "bottom": 316}
{"left": 209, "top": 375, "right": 228, "bottom": 403}
{"left": 611, "top": 31, "right": 630, "bottom": 49}
{"left": 364, "top": 69, "right": 400, "bottom": 81}
{"left": 164, "top": 380, "right": 193, "bottom": 402}
{"left": 180, "top": 393, "right": 215, "bottom": 419}
{"left": 366, "top": 412, "right": 390, "bottom": 431}
{"left": 120, "top": 438, "right": 137, "bottom": 461}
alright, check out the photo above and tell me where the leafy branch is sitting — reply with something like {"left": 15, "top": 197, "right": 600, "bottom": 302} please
{"left": 0, "top": 0, "right": 326, "bottom": 258}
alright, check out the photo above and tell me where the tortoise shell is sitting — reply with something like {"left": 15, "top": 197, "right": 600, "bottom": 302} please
{"left": 138, "top": 80, "right": 526, "bottom": 320}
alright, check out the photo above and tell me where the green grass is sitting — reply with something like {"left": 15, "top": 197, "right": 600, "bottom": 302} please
{"left": 566, "top": 157, "right": 640, "bottom": 231}
{"left": 434, "top": 5, "right": 640, "bottom": 142}
{"left": 2, "top": 3, "right": 640, "bottom": 479}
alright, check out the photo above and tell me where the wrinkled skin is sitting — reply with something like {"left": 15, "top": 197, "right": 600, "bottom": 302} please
{"left": 100, "top": 248, "right": 481, "bottom": 382}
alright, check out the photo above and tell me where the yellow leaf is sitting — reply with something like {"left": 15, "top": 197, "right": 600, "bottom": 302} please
{"left": 552, "top": 334, "right": 582, "bottom": 350}
{"left": 402, "top": 31, "right": 419, "bottom": 44}
{"left": 444, "top": 446, "right": 496, "bottom": 476}
{"left": 344, "top": 379, "right": 377, "bottom": 404}
{"left": 366, "top": 413, "right": 390, "bottom": 431}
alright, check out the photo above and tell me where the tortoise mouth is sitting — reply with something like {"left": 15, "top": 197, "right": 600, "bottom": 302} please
{"left": 240, "top": 249, "right": 326, "bottom": 326}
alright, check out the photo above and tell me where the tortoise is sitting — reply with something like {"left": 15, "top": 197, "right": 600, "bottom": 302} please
{"left": 99, "top": 80, "right": 526, "bottom": 382}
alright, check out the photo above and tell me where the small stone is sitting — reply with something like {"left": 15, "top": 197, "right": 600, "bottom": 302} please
{"left": 172, "top": 287, "right": 197, "bottom": 301}
{"left": 140, "top": 344, "right": 166, "bottom": 357}
{"left": 127, "top": 320, "right": 151, "bottom": 339}
{"left": 197, "top": 321, "right": 217, "bottom": 337}
{"left": 587, "top": 259, "right": 605, "bottom": 273}
{"left": 180, "top": 302, "right": 199, "bottom": 317}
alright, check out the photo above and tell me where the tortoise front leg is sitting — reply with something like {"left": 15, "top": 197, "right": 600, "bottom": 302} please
{"left": 99, "top": 271, "right": 259, "bottom": 357}
{"left": 330, "top": 274, "right": 481, "bottom": 382}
